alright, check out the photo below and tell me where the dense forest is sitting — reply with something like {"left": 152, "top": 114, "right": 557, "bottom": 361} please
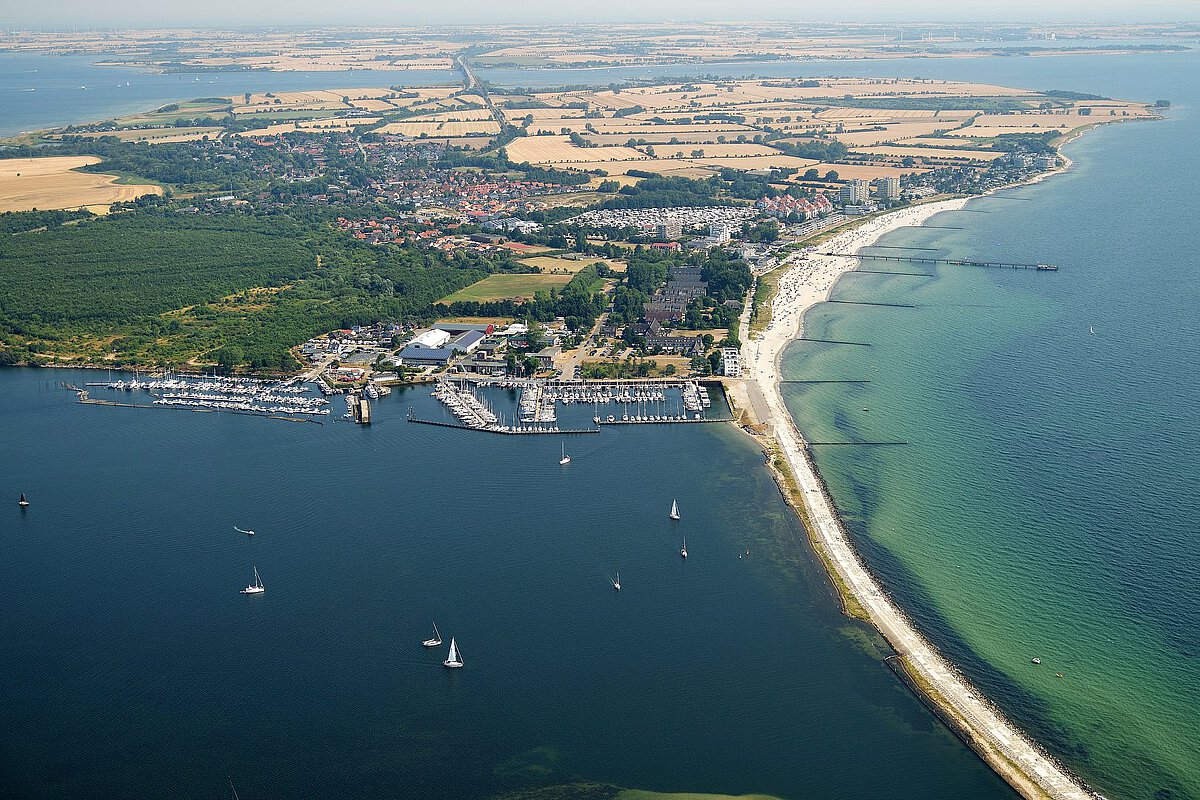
{"left": 0, "top": 209, "right": 485, "bottom": 370}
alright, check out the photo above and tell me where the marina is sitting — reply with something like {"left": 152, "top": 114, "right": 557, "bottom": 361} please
{"left": 428, "top": 378, "right": 718, "bottom": 433}
{"left": 73, "top": 375, "right": 332, "bottom": 419}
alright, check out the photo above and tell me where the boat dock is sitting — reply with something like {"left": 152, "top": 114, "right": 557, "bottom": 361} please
{"left": 406, "top": 411, "right": 599, "bottom": 435}
{"left": 825, "top": 252, "right": 1058, "bottom": 271}
{"left": 597, "top": 416, "right": 727, "bottom": 426}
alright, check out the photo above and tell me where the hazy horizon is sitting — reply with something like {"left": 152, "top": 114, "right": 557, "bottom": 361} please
{"left": 2, "top": 0, "right": 1198, "bottom": 29}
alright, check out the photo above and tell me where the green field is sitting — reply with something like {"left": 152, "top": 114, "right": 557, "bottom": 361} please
{"left": 440, "top": 272, "right": 573, "bottom": 303}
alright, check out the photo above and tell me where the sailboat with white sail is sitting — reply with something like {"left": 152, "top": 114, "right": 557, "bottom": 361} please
{"left": 239, "top": 566, "right": 265, "bottom": 595}
{"left": 669, "top": 499, "right": 680, "bottom": 520}
{"left": 559, "top": 442, "right": 571, "bottom": 465}
{"left": 443, "top": 637, "right": 464, "bottom": 668}
{"left": 422, "top": 622, "right": 443, "bottom": 647}
{"left": 18, "top": 493, "right": 29, "bottom": 508}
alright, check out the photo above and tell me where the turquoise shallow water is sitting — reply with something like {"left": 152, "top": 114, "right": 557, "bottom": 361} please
{"left": 783, "top": 53, "right": 1200, "bottom": 800}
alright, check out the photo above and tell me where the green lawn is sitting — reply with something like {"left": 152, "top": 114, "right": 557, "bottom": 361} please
{"left": 439, "top": 272, "right": 573, "bottom": 303}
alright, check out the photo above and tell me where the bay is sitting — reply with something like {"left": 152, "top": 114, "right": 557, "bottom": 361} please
{"left": 0, "top": 369, "right": 1011, "bottom": 798}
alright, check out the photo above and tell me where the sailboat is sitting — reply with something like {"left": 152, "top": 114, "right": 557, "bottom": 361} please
{"left": 680, "top": 535, "right": 688, "bottom": 559}
{"left": 422, "top": 622, "right": 443, "bottom": 648}
{"left": 443, "top": 637, "right": 464, "bottom": 668}
{"left": 612, "top": 572, "right": 621, "bottom": 591}
{"left": 234, "top": 525, "right": 255, "bottom": 536}
{"left": 229, "top": 778, "right": 241, "bottom": 800}
{"left": 559, "top": 442, "right": 571, "bottom": 465}
{"left": 1089, "top": 326, "right": 1096, "bottom": 335}
{"left": 18, "top": 493, "right": 29, "bottom": 508}
{"left": 669, "top": 499, "right": 680, "bottom": 520}
{"left": 239, "top": 566, "right": 265, "bottom": 594}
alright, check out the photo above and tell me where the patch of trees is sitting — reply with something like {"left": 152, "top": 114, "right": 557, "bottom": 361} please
{"left": 0, "top": 208, "right": 93, "bottom": 235}
{"left": 772, "top": 138, "right": 849, "bottom": 162}
{"left": 0, "top": 209, "right": 484, "bottom": 371}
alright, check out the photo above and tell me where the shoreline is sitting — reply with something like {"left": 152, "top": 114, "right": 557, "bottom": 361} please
{"left": 737, "top": 192, "right": 1096, "bottom": 799}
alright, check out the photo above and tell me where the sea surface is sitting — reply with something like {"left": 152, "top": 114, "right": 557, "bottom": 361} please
{"left": 0, "top": 52, "right": 458, "bottom": 138}
{"left": 2, "top": 45, "right": 1199, "bottom": 799}
{"left": 781, "top": 50, "right": 1200, "bottom": 800}
{"left": 0, "top": 373, "right": 1012, "bottom": 799}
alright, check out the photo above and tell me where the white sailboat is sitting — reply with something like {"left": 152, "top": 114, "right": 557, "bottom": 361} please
{"left": 239, "top": 566, "right": 265, "bottom": 594}
{"left": 612, "top": 572, "right": 621, "bottom": 591}
{"left": 18, "top": 493, "right": 29, "bottom": 508}
{"left": 669, "top": 499, "right": 680, "bottom": 520}
{"left": 680, "top": 535, "right": 688, "bottom": 559}
{"left": 234, "top": 525, "right": 255, "bottom": 536}
{"left": 422, "top": 622, "right": 442, "bottom": 648}
{"left": 559, "top": 442, "right": 571, "bottom": 465}
{"left": 443, "top": 637, "right": 464, "bottom": 668}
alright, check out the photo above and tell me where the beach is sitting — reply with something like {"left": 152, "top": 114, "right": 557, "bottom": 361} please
{"left": 740, "top": 199, "right": 1096, "bottom": 800}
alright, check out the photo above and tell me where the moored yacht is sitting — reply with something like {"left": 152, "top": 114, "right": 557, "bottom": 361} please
{"left": 240, "top": 567, "right": 265, "bottom": 595}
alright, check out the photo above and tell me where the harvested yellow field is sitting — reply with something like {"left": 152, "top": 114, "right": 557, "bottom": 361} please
{"left": 817, "top": 107, "right": 977, "bottom": 121}
{"left": 62, "top": 127, "right": 222, "bottom": 144}
{"left": 557, "top": 153, "right": 813, "bottom": 176}
{"left": 349, "top": 99, "right": 399, "bottom": 111}
{"left": 505, "top": 137, "right": 645, "bottom": 164}
{"left": 586, "top": 131, "right": 747, "bottom": 146}
{"left": 646, "top": 143, "right": 781, "bottom": 159}
{"left": 830, "top": 122, "right": 962, "bottom": 146}
{"left": 0, "top": 156, "right": 161, "bottom": 213}
{"left": 854, "top": 145, "right": 1003, "bottom": 161}
{"left": 376, "top": 120, "right": 500, "bottom": 137}
{"left": 415, "top": 109, "right": 495, "bottom": 122}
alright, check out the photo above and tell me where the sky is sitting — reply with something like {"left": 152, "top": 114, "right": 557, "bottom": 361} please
{"left": 3, "top": 0, "right": 1197, "bottom": 27}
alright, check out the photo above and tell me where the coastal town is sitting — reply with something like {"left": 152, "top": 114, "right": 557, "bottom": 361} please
{"left": 0, "top": 22, "right": 1181, "bottom": 800}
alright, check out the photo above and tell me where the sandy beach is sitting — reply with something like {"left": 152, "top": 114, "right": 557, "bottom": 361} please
{"left": 740, "top": 199, "right": 1096, "bottom": 800}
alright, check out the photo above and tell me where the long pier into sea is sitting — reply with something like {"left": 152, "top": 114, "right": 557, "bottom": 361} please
{"left": 825, "top": 252, "right": 1058, "bottom": 271}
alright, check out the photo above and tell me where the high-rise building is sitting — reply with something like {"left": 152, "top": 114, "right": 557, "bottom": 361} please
{"left": 874, "top": 176, "right": 901, "bottom": 200}
{"left": 654, "top": 218, "right": 683, "bottom": 240}
{"left": 840, "top": 179, "right": 870, "bottom": 204}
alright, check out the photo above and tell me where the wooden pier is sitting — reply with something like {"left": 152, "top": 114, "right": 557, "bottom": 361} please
{"left": 796, "top": 338, "right": 872, "bottom": 347}
{"left": 827, "top": 299, "right": 917, "bottom": 308}
{"left": 824, "top": 252, "right": 1057, "bottom": 271}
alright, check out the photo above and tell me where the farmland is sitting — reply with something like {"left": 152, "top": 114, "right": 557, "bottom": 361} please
{"left": 0, "top": 156, "right": 162, "bottom": 213}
